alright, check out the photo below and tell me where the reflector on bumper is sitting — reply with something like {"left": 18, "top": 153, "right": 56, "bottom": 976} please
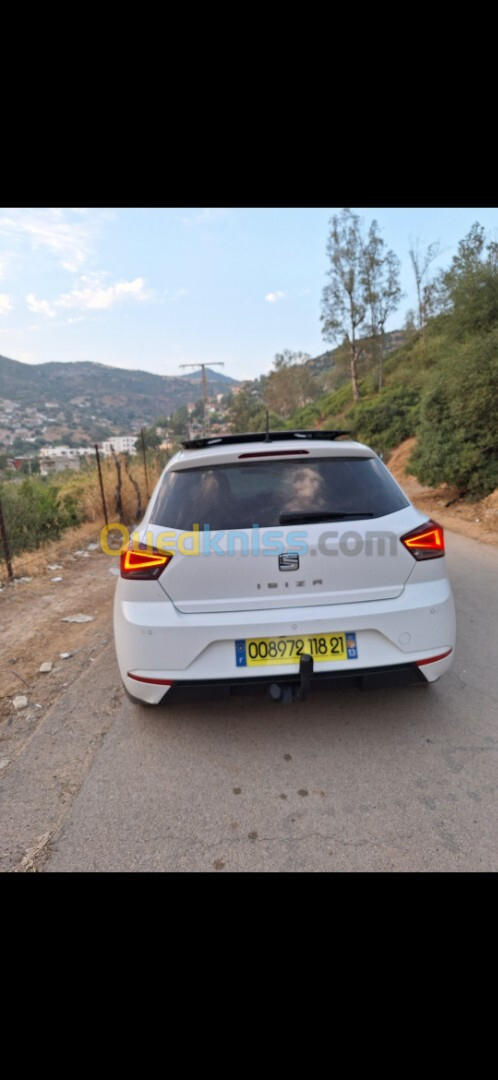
{"left": 415, "top": 649, "right": 452, "bottom": 666}
{"left": 127, "top": 673, "right": 175, "bottom": 685}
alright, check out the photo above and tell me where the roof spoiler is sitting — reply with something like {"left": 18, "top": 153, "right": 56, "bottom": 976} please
{"left": 181, "top": 430, "right": 351, "bottom": 450}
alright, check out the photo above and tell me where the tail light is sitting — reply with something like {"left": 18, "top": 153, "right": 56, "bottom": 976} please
{"left": 400, "top": 519, "right": 445, "bottom": 560}
{"left": 120, "top": 547, "right": 172, "bottom": 579}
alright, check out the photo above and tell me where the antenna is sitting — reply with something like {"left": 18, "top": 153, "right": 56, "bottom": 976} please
{"left": 179, "top": 362, "right": 225, "bottom": 437}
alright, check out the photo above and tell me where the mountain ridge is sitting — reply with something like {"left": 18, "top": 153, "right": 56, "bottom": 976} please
{"left": 0, "top": 354, "right": 240, "bottom": 444}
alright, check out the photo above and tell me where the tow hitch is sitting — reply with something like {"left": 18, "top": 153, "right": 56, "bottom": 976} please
{"left": 297, "top": 653, "right": 313, "bottom": 700}
{"left": 268, "top": 653, "right": 314, "bottom": 703}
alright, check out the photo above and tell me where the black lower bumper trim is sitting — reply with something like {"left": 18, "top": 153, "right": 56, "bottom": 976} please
{"left": 159, "top": 663, "right": 426, "bottom": 704}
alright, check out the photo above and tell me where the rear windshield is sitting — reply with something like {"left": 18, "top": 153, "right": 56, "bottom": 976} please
{"left": 150, "top": 457, "right": 409, "bottom": 530}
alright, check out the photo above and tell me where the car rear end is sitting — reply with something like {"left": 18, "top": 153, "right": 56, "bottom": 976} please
{"left": 113, "top": 433, "right": 456, "bottom": 704}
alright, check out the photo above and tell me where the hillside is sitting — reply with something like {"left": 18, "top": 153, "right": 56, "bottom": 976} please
{"left": 177, "top": 367, "right": 236, "bottom": 386}
{"left": 302, "top": 330, "right": 405, "bottom": 381}
{"left": 0, "top": 355, "right": 240, "bottom": 445}
{"left": 223, "top": 227, "right": 498, "bottom": 507}
{"left": 282, "top": 232, "right": 498, "bottom": 502}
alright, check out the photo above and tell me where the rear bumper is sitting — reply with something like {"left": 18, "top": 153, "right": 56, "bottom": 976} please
{"left": 115, "top": 576, "right": 456, "bottom": 704}
{"left": 155, "top": 662, "right": 429, "bottom": 705}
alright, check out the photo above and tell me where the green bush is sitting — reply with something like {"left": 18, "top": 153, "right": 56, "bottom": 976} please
{"left": 0, "top": 476, "right": 86, "bottom": 560}
{"left": 410, "top": 330, "right": 498, "bottom": 498}
{"left": 319, "top": 382, "right": 354, "bottom": 419}
{"left": 345, "top": 385, "right": 421, "bottom": 458}
{"left": 287, "top": 402, "right": 322, "bottom": 428}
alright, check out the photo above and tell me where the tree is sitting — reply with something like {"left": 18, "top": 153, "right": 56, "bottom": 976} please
{"left": 272, "top": 349, "right": 310, "bottom": 370}
{"left": 226, "top": 387, "right": 283, "bottom": 433}
{"left": 408, "top": 238, "right": 441, "bottom": 338}
{"left": 140, "top": 426, "right": 161, "bottom": 450}
{"left": 362, "top": 222, "right": 403, "bottom": 389}
{"left": 444, "top": 221, "right": 486, "bottom": 280}
{"left": 168, "top": 406, "right": 189, "bottom": 437}
{"left": 403, "top": 308, "right": 418, "bottom": 337}
{"left": 321, "top": 209, "right": 368, "bottom": 401}
{"left": 190, "top": 400, "right": 205, "bottom": 423}
{"left": 264, "top": 350, "right": 313, "bottom": 419}
{"left": 436, "top": 222, "right": 498, "bottom": 337}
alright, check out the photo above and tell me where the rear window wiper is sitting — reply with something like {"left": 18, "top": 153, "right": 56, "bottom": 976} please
{"left": 279, "top": 511, "right": 375, "bottom": 524}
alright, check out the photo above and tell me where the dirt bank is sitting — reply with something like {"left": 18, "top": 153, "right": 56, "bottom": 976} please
{"left": 387, "top": 438, "right": 498, "bottom": 547}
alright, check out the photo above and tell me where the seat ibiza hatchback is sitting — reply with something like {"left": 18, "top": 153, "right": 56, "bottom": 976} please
{"left": 113, "top": 430, "right": 456, "bottom": 704}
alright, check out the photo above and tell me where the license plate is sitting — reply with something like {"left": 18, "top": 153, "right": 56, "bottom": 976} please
{"left": 235, "top": 632, "right": 358, "bottom": 667}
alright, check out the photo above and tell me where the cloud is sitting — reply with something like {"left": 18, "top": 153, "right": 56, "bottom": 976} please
{"left": 56, "top": 274, "right": 150, "bottom": 311}
{"left": 26, "top": 293, "right": 56, "bottom": 317}
{"left": 0, "top": 293, "right": 13, "bottom": 315}
{"left": 0, "top": 208, "right": 101, "bottom": 272}
{"left": 265, "top": 291, "right": 286, "bottom": 303}
{"left": 25, "top": 273, "right": 153, "bottom": 318}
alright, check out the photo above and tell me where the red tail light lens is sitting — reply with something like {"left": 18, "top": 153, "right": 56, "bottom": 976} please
{"left": 400, "top": 519, "right": 445, "bottom": 560}
{"left": 120, "top": 548, "right": 172, "bottom": 579}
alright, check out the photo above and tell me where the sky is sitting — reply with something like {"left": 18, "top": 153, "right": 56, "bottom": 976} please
{"left": 1, "top": 206, "right": 497, "bottom": 382}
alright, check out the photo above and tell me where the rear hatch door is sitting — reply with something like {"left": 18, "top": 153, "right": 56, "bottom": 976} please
{"left": 146, "top": 452, "right": 419, "bottom": 613}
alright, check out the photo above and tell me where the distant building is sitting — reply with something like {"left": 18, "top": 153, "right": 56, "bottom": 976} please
{"left": 8, "top": 456, "right": 38, "bottom": 472}
{"left": 39, "top": 446, "right": 95, "bottom": 471}
{"left": 40, "top": 445, "right": 80, "bottom": 459}
{"left": 99, "top": 436, "right": 138, "bottom": 456}
{"left": 40, "top": 456, "right": 81, "bottom": 475}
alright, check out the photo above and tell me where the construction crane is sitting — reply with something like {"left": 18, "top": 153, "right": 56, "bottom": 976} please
{"left": 179, "top": 362, "right": 225, "bottom": 437}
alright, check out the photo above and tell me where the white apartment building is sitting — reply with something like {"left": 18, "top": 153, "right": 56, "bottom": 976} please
{"left": 40, "top": 445, "right": 80, "bottom": 459}
{"left": 100, "top": 436, "right": 138, "bottom": 456}
{"left": 38, "top": 437, "right": 138, "bottom": 463}
{"left": 39, "top": 445, "right": 96, "bottom": 459}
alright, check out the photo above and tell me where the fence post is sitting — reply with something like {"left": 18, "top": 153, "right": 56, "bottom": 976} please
{"left": 0, "top": 495, "right": 14, "bottom": 582}
{"left": 124, "top": 459, "right": 142, "bottom": 521}
{"left": 111, "top": 448, "right": 124, "bottom": 523}
{"left": 94, "top": 444, "right": 109, "bottom": 526}
{"left": 141, "top": 429, "right": 150, "bottom": 500}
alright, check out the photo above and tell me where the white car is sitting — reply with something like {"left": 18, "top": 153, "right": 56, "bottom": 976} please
{"left": 113, "top": 430, "right": 456, "bottom": 705}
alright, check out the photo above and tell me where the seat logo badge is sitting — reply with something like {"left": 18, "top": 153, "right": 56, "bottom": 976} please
{"left": 279, "top": 552, "right": 300, "bottom": 571}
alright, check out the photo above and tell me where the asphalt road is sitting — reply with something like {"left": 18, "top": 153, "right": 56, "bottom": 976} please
{"left": 4, "top": 530, "right": 498, "bottom": 872}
